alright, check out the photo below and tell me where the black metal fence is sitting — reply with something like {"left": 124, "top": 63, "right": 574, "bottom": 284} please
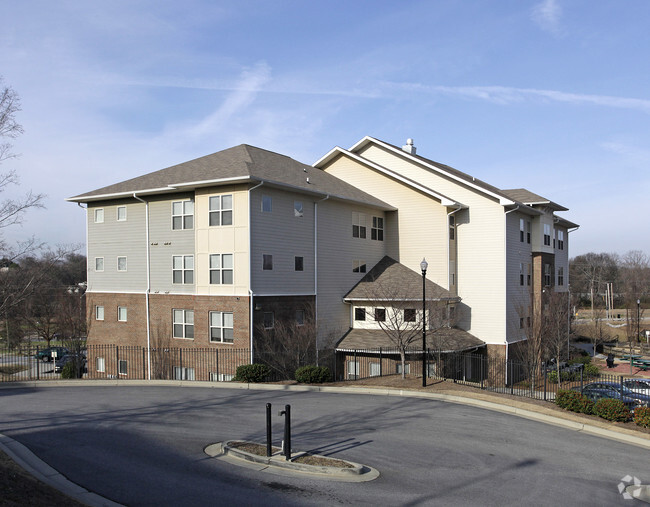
{"left": 2, "top": 343, "right": 650, "bottom": 405}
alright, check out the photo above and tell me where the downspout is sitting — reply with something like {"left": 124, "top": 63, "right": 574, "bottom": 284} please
{"left": 314, "top": 195, "right": 330, "bottom": 365}
{"left": 248, "top": 181, "right": 264, "bottom": 364}
{"left": 446, "top": 205, "right": 463, "bottom": 293}
{"left": 503, "top": 205, "right": 520, "bottom": 386}
{"left": 133, "top": 193, "right": 152, "bottom": 380}
{"left": 78, "top": 203, "right": 89, "bottom": 341}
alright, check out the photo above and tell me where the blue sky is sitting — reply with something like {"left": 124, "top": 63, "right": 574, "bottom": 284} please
{"left": 1, "top": 0, "right": 649, "bottom": 257}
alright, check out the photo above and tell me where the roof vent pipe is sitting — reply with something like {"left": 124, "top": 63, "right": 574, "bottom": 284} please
{"left": 402, "top": 138, "right": 416, "bottom": 154}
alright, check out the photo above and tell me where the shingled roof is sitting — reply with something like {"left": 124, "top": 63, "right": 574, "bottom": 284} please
{"left": 344, "top": 256, "right": 459, "bottom": 302}
{"left": 68, "top": 144, "right": 394, "bottom": 210}
{"left": 335, "top": 327, "right": 485, "bottom": 353}
{"left": 500, "top": 188, "right": 568, "bottom": 211}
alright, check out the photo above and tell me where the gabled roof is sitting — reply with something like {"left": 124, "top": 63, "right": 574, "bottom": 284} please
{"left": 326, "top": 136, "right": 516, "bottom": 206}
{"left": 500, "top": 188, "right": 568, "bottom": 212}
{"left": 335, "top": 327, "right": 485, "bottom": 353}
{"left": 344, "top": 256, "right": 459, "bottom": 302}
{"left": 68, "top": 144, "right": 395, "bottom": 210}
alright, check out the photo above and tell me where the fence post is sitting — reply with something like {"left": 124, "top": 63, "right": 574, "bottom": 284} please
{"left": 142, "top": 348, "right": 146, "bottom": 380}
{"left": 543, "top": 365, "right": 547, "bottom": 402}
{"left": 509, "top": 361, "right": 513, "bottom": 395}
{"left": 215, "top": 348, "right": 219, "bottom": 381}
{"left": 379, "top": 347, "right": 383, "bottom": 377}
{"left": 354, "top": 349, "right": 357, "bottom": 379}
{"left": 116, "top": 345, "right": 120, "bottom": 380}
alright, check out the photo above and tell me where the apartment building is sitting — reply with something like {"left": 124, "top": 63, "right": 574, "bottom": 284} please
{"left": 68, "top": 137, "right": 577, "bottom": 377}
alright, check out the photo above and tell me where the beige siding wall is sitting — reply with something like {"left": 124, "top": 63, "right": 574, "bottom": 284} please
{"left": 250, "top": 187, "right": 316, "bottom": 295}
{"left": 195, "top": 185, "right": 250, "bottom": 296}
{"left": 315, "top": 199, "right": 387, "bottom": 347}
{"left": 323, "top": 148, "right": 508, "bottom": 345}
{"left": 87, "top": 200, "right": 147, "bottom": 293}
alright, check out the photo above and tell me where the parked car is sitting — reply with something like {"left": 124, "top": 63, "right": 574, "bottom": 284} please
{"left": 623, "top": 379, "right": 650, "bottom": 396}
{"left": 54, "top": 353, "right": 87, "bottom": 375}
{"left": 577, "top": 382, "right": 650, "bottom": 409}
{"left": 34, "top": 347, "right": 69, "bottom": 362}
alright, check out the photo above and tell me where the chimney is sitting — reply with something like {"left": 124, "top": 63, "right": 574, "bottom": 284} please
{"left": 402, "top": 138, "right": 416, "bottom": 155}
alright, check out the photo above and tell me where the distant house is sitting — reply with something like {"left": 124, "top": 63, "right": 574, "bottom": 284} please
{"left": 68, "top": 137, "right": 577, "bottom": 380}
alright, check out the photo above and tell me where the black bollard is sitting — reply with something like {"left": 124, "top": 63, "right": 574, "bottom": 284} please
{"left": 266, "top": 403, "right": 272, "bottom": 457}
{"left": 279, "top": 404, "right": 291, "bottom": 460}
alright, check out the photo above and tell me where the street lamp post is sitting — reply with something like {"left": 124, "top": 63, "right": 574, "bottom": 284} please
{"left": 638, "top": 299, "right": 641, "bottom": 343}
{"left": 421, "top": 258, "right": 428, "bottom": 388}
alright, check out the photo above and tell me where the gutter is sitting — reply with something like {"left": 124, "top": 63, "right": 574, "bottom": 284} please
{"left": 133, "top": 193, "right": 152, "bottom": 380}
{"left": 248, "top": 181, "right": 264, "bottom": 364}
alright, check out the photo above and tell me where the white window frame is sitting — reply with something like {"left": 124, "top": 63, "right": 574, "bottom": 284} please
{"left": 174, "top": 366, "right": 195, "bottom": 380}
{"left": 173, "top": 309, "right": 194, "bottom": 339}
{"left": 355, "top": 307, "right": 366, "bottom": 321}
{"left": 263, "top": 254, "right": 273, "bottom": 270}
{"left": 262, "top": 195, "right": 272, "bottom": 212}
{"left": 95, "top": 257, "right": 104, "bottom": 272}
{"left": 558, "top": 230, "right": 565, "bottom": 250}
{"left": 209, "top": 254, "right": 234, "bottom": 285}
{"left": 210, "top": 372, "right": 234, "bottom": 382}
{"left": 558, "top": 266, "right": 564, "bottom": 286}
{"left": 352, "top": 212, "right": 367, "bottom": 239}
{"left": 369, "top": 362, "right": 381, "bottom": 377}
{"left": 210, "top": 311, "right": 234, "bottom": 343}
{"left": 519, "top": 263, "right": 524, "bottom": 286}
{"left": 96, "top": 356, "right": 105, "bottom": 373}
{"left": 117, "top": 256, "right": 127, "bottom": 272}
{"left": 519, "top": 218, "right": 525, "bottom": 242}
{"left": 347, "top": 360, "right": 359, "bottom": 380}
{"left": 353, "top": 260, "right": 366, "bottom": 273}
{"left": 172, "top": 200, "right": 194, "bottom": 230}
{"left": 172, "top": 255, "right": 194, "bottom": 284}
{"left": 117, "top": 206, "right": 127, "bottom": 221}
{"left": 544, "top": 224, "right": 551, "bottom": 246}
{"left": 95, "top": 305, "right": 104, "bottom": 321}
{"left": 371, "top": 216, "right": 384, "bottom": 241}
{"left": 397, "top": 363, "right": 411, "bottom": 375}
{"left": 118, "top": 306, "right": 127, "bottom": 322}
{"left": 118, "top": 360, "right": 127, "bottom": 376}
{"left": 94, "top": 208, "right": 104, "bottom": 223}
{"left": 209, "top": 194, "right": 233, "bottom": 226}
{"left": 294, "top": 201, "right": 303, "bottom": 217}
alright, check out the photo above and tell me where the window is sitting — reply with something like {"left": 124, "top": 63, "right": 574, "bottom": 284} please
{"left": 519, "top": 263, "right": 524, "bottom": 286}
{"left": 209, "top": 195, "right": 233, "bottom": 226}
{"left": 210, "top": 254, "right": 233, "bottom": 284}
{"left": 117, "top": 256, "right": 127, "bottom": 271}
{"left": 527, "top": 263, "right": 531, "bottom": 286}
{"left": 557, "top": 230, "right": 565, "bottom": 250}
{"left": 369, "top": 362, "right": 381, "bottom": 377}
{"left": 397, "top": 363, "right": 411, "bottom": 375}
{"left": 96, "top": 357, "right": 105, "bottom": 373}
{"left": 544, "top": 224, "right": 551, "bottom": 246}
{"left": 95, "top": 305, "right": 104, "bottom": 321}
{"left": 544, "top": 263, "right": 552, "bottom": 287}
{"left": 117, "top": 206, "right": 127, "bottom": 221}
{"left": 553, "top": 229, "right": 556, "bottom": 249}
{"left": 94, "top": 208, "right": 104, "bottom": 223}
{"left": 347, "top": 360, "right": 359, "bottom": 380}
{"left": 262, "top": 195, "right": 272, "bottom": 212}
{"left": 210, "top": 372, "right": 234, "bottom": 382}
{"left": 355, "top": 308, "right": 366, "bottom": 321}
{"left": 295, "top": 256, "right": 303, "bottom": 271}
{"left": 558, "top": 266, "right": 564, "bottom": 286}
{"left": 173, "top": 309, "right": 194, "bottom": 339}
{"left": 294, "top": 201, "right": 303, "bottom": 217}
{"left": 520, "top": 317, "right": 524, "bottom": 329}
{"left": 174, "top": 367, "right": 195, "bottom": 380}
{"left": 519, "top": 218, "right": 525, "bottom": 242}
{"left": 371, "top": 216, "right": 384, "bottom": 241}
{"left": 118, "top": 360, "right": 127, "bottom": 375}
{"left": 449, "top": 215, "right": 455, "bottom": 240}
{"left": 375, "top": 308, "right": 386, "bottom": 322}
{"left": 263, "top": 254, "right": 273, "bottom": 270}
{"left": 173, "top": 255, "right": 194, "bottom": 284}
{"left": 210, "top": 311, "right": 234, "bottom": 343}
{"left": 352, "top": 212, "right": 367, "bottom": 239}
{"left": 352, "top": 260, "right": 366, "bottom": 273}
{"left": 263, "top": 312, "right": 274, "bottom": 329}
{"left": 95, "top": 257, "right": 104, "bottom": 272}
{"left": 404, "top": 309, "right": 416, "bottom": 322}
{"left": 527, "top": 221, "right": 531, "bottom": 244}
{"left": 118, "top": 306, "right": 127, "bottom": 322}
{"left": 296, "top": 309, "right": 305, "bottom": 326}
{"left": 172, "top": 200, "right": 194, "bottom": 230}
{"left": 449, "top": 260, "right": 456, "bottom": 286}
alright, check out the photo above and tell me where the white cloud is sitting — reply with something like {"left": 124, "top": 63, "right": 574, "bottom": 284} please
{"left": 531, "top": 0, "right": 563, "bottom": 36}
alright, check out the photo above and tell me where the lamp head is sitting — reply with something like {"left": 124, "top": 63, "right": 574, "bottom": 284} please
{"left": 420, "top": 258, "right": 428, "bottom": 273}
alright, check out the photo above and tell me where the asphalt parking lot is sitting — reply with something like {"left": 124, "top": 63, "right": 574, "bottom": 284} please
{"left": 1, "top": 384, "right": 649, "bottom": 505}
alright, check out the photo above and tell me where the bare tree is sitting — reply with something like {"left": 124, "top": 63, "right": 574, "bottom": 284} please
{"left": 254, "top": 303, "right": 318, "bottom": 379}
{"left": 543, "top": 290, "right": 572, "bottom": 386}
{"left": 569, "top": 252, "right": 618, "bottom": 313}
{"left": 150, "top": 318, "right": 174, "bottom": 380}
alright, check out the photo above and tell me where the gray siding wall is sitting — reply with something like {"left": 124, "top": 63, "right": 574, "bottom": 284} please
{"left": 250, "top": 187, "right": 316, "bottom": 295}
{"left": 148, "top": 194, "right": 196, "bottom": 294}
{"left": 87, "top": 199, "right": 147, "bottom": 293}
{"left": 505, "top": 211, "right": 534, "bottom": 343}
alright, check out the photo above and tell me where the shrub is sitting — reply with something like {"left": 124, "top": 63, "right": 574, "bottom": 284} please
{"left": 61, "top": 361, "right": 82, "bottom": 379}
{"left": 583, "top": 363, "right": 600, "bottom": 378}
{"left": 569, "top": 355, "right": 592, "bottom": 365}
{"left": 593, "top": 398, "right": 631, "bottom": 422}
{"left": 295, "top": 365, "right": 331, "bottom": 384}
{"left": 555, "top": 389, "right": 594, "bottom": 414}
{"left": 233, "top": 364, "right": 270, "bottom": 383}
{"left": 548, "top": 370, "right": 577, "bottom": 384}
{"left": 634, "top": 406, "right": 650, "bottom": 428}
